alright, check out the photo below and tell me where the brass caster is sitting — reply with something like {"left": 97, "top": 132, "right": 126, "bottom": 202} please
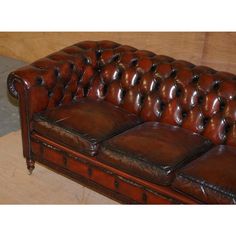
{"left": 26, "top": 159, "right": 35, "bottom": 175}
{"left": 28, "top": 167, "right": 34, "bottom": 175}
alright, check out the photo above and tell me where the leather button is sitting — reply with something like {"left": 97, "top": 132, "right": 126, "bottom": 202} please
{"left": 9, "top": 40, "right": 236, "bottom": 157}
{"left": 48, "top": 90, "right": 53, "bottom": 97}
{"left": 36, "top": 76, "right": 44, "bottom": 85}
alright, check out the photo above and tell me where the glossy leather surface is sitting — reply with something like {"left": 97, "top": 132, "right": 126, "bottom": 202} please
{"left": 8, "top": 40, "right": 236, "bottom": 146}
{"left": 97, "top": 122, "right": 212, "bottom": 185}
{"left": 32, "top": 98, "right": 141, "bottom": 156}
{"left": 173, "top": 145, "right": 236, "bottom": 204}
{"left": 7, "top": 40, "right": 236, "bottom": 204}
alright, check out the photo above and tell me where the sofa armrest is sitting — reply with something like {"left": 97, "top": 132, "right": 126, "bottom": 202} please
{"left": 6, "top": 40, "right": 129, "bottom": 159}
{"left": 8, "top": 53, "right": 97, "bottom": 115}
{"left": 6, "top": 41, "right": 104, "bottom": 159}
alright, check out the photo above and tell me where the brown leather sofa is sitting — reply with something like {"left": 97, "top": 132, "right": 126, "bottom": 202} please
{"left": 7, "top": 40, "right": 236, "bottom": 204}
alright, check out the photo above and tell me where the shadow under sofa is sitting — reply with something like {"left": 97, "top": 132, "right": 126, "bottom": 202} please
{"left": 7, "top": 40, "right": 236, "bottom": 204}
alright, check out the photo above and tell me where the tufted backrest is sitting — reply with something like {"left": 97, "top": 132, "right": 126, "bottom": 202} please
{"left": 8, "top": 40, "right": 236, "bottom": 147}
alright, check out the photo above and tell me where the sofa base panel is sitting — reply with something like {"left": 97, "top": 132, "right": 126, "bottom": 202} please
{"left": 31, "top": 133, "right": 200, "bottom": 204}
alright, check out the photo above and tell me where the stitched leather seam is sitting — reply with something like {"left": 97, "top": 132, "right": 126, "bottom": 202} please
{"left": 34, "top": 113, "right": 142, "bottom": 144}
{"left": 102, "top": 143, "right": 171, "bottom": 172}
{"left": 100, "top": 146, "right": 172, "bottom": 186}
{"left": 102, "top": 140, "right": 212, "bottom": 173}
{"left": 177, "top": 173, "right": 236, "bottom": 199}
{"left": 33, "top": 132, "right": 97, "bottom": 156}
{"left": 34, "top": 116, "right": 98, "bottom": 143}
{"left": 169, "top": 141, "right": 213, "bottom": 172}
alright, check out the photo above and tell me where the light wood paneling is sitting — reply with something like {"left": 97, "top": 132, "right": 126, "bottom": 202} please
{"left": 0, "top": 32, "right": 204, "bottom": 63}
{"left": 201, "top": 32, "right": 236, "bottom": 73}
{"left": 0, "top": 32, "right": 235, "bottom": 74}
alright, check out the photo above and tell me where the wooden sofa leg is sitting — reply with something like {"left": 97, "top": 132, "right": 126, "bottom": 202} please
{"left": 26, "top": 159, "right": 35, "bottom": 175}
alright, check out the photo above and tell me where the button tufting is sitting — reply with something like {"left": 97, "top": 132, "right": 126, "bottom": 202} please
{"left": 69, "top": 63, "right": 75, "bottom": 71}
{"left": 175, "top": 87, "right": 182, "bottom": 97}
{"left": 203, "top": 117, "right": 209, "bottom": 126}
{"left": 182, "top": 111, "right": 188, "bottom": 118}
{"left": 150, "top": 64, "right": 157, "bottom": 72}
{"left": 111, "top": 54, "right": 121, "bottom": 63}
{"left": 192, "top": 74, "right": 200, "bottom": 84}
{"left": 36, "top": 76, "right": 44, "bottom": 85}
{"left": 130, "top": 58, "right": 138, "bottom": 67}
{"left": 219, "top": 99, "right": 226, "bottom": 111}
{"left": 225, "top": 122, "right": 231, "bottom": 134}
{"left": 213, "top": 81, "right": 220, "bottom": 91}
{"left": 48, "top": 90, "right": 53, "bottom": 97}
{"left": 54, "top": 68, "right": 60, "bottom": 78}
{"left": 10, "top": 40, "right": 236, "bottom": 147}
{"left": 170, "top": 69, "right": 177, "bottom": 78}
{"left": 95, "top": 49, "right": 102, "bottom": 59}
{"left": 197, "top": 95, "right": 204, "bottom": 105}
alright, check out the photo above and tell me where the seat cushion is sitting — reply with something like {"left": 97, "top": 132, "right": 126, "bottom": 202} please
{"left": 97, "top": 122, "right": 212, "bottom": 185}
{"left": 172, "top": 145, "right": 236, "bottom": 204}
{"left": 32, "top": 98, "right": 141, "bottom": 156}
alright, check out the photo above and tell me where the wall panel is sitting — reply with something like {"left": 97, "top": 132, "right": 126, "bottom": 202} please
{"left": 201, "top": 32, "right": 236, "bottom": 73}
{"left": 0, "top": 32, "right": 235, "bottom": 74}
{"left": 0, "top": 32, "right": 204, "bottom": 63}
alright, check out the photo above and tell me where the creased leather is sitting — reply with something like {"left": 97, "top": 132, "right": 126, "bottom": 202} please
{"left": 172, "top": 145, "right": 236, "bottom": 204}
{"left": 32, "top": 98, "right": 141, "bottom": 156}
{"left": 6, "top": 40, "right": 236, "bottom": 204}
{"left": 98, "top": 122, "right": 212, "bottom": 186}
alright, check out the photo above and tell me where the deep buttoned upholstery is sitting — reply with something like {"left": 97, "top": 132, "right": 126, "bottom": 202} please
{"left": 7, "top": 40, "right": 236, "bottom": 204}
{"left": 8, "top": 40, "right": 236, "bottom": 146}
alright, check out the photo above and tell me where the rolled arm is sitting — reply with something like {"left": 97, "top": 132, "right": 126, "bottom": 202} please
{"left": 6, "top": 40, "right": 124, "bottom": 159}
{"left": 7, "top": 40, "right": 123, "bottom": 117}
{"left": 7, "top": 45, "right": 100, "bottom": 117}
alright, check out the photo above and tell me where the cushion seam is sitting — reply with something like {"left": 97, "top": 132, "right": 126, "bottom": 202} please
{"left": 33, "top": 116, "right": 98, "bottom": 144}
{"left": 32, "top": 130, "right": 98, "bottom": 156}
{"left": 34, "top": 113, "right": 141, "bottom": 144}
{"left": 169, "top": 141, "right": 213, "bottom": 172}
{"left": 102, "top": 143, "right": 170, "bottom": 172}
{"left": 102, "top": 140, "right": 212, "bottom": 173}
{"left": 100, "top": 146, "right": 171, "bottom": 185}
{"left": 177, "top": 173, "right": 236, "bottom": 199}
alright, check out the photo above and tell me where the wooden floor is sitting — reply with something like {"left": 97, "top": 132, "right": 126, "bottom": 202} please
{"left": 0, "top": 130, "right": 117, "bottom": 204}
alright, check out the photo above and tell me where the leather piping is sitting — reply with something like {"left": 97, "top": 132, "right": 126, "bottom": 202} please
{"left": 176, "top": 173, "right": 236, "bottom": 200}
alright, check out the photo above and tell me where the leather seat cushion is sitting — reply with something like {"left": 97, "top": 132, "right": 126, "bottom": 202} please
{"left": 97, "top": 122, "right": 212, "bottom": 186}
{"left": 172, "top": 145, "right": 236, "bottom": 204}
{"left": 32, "top": 98, "right": 141, "bottom": 156}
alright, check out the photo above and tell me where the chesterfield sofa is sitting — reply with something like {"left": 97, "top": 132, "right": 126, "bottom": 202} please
{"left": 7, "top": 40, "right": 236, "bottom": 204}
